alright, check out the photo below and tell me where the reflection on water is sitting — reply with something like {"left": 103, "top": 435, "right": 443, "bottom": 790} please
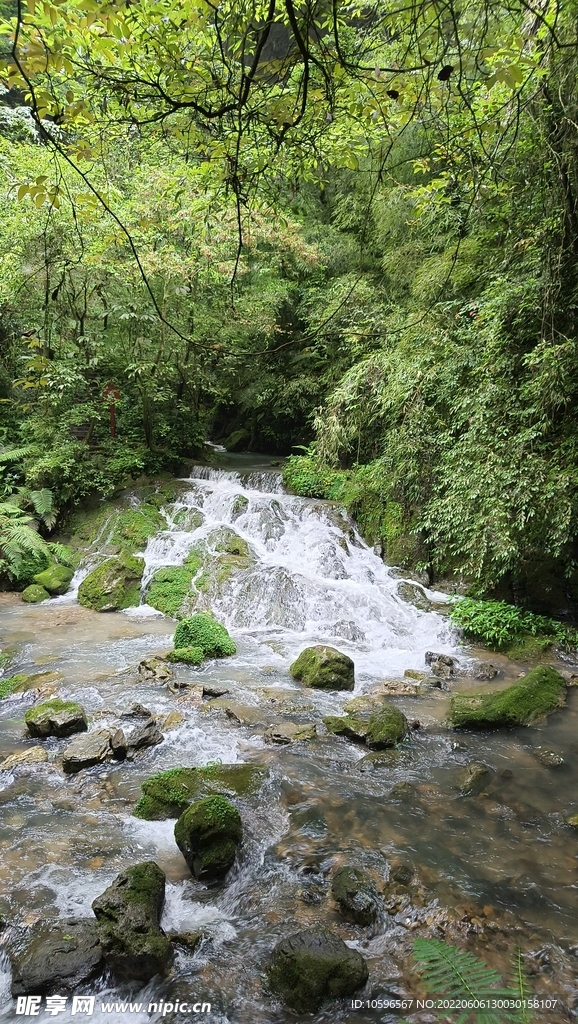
{"left": 0, "top": 459, "right": 577, "bottom": 1021}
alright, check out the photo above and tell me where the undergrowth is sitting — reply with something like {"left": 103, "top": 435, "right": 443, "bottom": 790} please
{"left": 449, "top": 598, "right": 578, "bottom": 652}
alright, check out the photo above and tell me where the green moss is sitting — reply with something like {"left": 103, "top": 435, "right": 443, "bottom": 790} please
{"left": 12, "top": 550, "right": 52, "bottom": 587}
{"left": 208, "top": 527, "right": 249, "bottom": 558}
{"left": 111, "top": 505, "right": 166, "bottom": 551}
{"left": 77, "top": 551, "right": 144, "bottom": 611}
{"left": 172, "top": 507, "right": 204, "bottom": 530}
{"left": 24, "top": 698, "right": 84, "bottom": 725}
{"left": 133, "top": 763, "right": 267, "bottom": 820}
{"left": 166, "top": 646, "right": 204, "bottom": 665}
{"left": 174, "top": 795, "right": 242, "bottom": 879}
{"left": 290, "top": 645, "right": 354, "bottom": 691}
{"left": 0, "top": 673, "right": 28, "bottom": 698}
{"left": 33, "top": 564, "right": 74, "bottom": 595}
{"left": 449, "top": 665, "right": 567, "bottom": 729}
{"left": 146, "top": 549, "right": 203, "bottom": 618}
{"left": 21, "top": 584, "right": 50, "bottom": 603}
{"left": 323, "top": 715, "right": 368, "bottom": 741}
{"left": 365, "top": 706, "right": 409, "bottom": 748}
{"left": 173, "top": 613, "right": 236, "bottom": 658}
{"left": 68, "top": 501, "right": 165, "bottom": 554}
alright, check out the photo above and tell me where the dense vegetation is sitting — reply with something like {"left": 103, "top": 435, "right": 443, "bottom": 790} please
{"left": 0, "top": 0, "right": 578, "bottom": 611}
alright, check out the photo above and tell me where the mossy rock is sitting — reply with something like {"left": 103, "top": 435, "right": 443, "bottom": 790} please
{"left": 174, "top": 795, "right": 242, "bottom": 880}
{"left": 396, "top": 581, "right": 431, "bottom": 611}
{"left": 172, "top": 507, "right": 204, "bottom": 531}
{"left": 78, "top": 552, "right": 144, "bottom": 612}
{"left": 268, "top": 929, "right": 369, "bottom": 1012}
{"left": 365, "top": 706, "right": 409, "bottom": 749}
{"left": 0, "top": 673, "right": 29, "bottom": 699}
{"left": 207, "top": 527, "right": 250, "bottom": 558}
{"left": 331, "top": 866, "right": 379, "bottom": 925}
{"left": 92, "top": 861, "right": 172, "bottom": 981}
{"left": 231, "top": 494, "right": 249, "bottom": 520}
{"left": 24, "top": 698, "right": 87, "bottom": 738}
{"left": 290, "top": 646, "right": 354, "bottom": 691}
{"left": 449, "top": 666, "right": 567, "bottom": 729}
{"left": 323, "top": 715, "right": 368, "bottom": 742}
{"left": 68, "top": 501, "right": 165, "bottom": 554}
{"left": 166, "top": 646, "right": 204, "bottom": 665}
{"left": 21, "top": 584, "right": 50, "bottom": 604}
{"left": 457, "top": 762, "right": 492, "bottom": 795}
{"left": 223, "top": 429, "right": 250, "bottom": 452}
{"left": 33, "top": 564, "right": 74, "bottom": 595}
{"left": 133, "top": 763, "right": 268, "bottom": 820}
{"left": 173, "top": 613, "right": 236, "bottom": 658}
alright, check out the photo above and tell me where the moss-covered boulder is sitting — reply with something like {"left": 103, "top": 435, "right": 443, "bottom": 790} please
{"left": 331, "top": 866, "right": 379, "bottom": 926}
{"left": 449, "top": 666, "right": 567, "bottom": 729}
{"left": 21, "top": 584, "right": 50, "bottom": 603}
{"left": 68, "top": 501, "right": 165, "bottom": 555}
{"left": 92, "top": 862, "right": 172, "bottom": 982}
{"left": 172, "top": 507, "right": 204, "bottom": 531}
{"left": 173, "top": 613, "right": 236, "bottom": 658}
{"left": 365, "top": 706, "right": 409, "bottom": 748}
{"left": 268, "top": 929, "right": 368, "bottom": 1012}
{"left": 134, "top": 764, "right": 267, "bottom": 820}
{"left": 166, "top": 646, "right": 204, "bottom": 665}
{"left": 174, "top": 795, "right": 242, "bottom": 880}
{"left": 25, "top": 698, "right": 88, "bottom": 739}
{"left": 33, "top": 564, "right": 74, "bottom": 595}
{"left": 323, "top": 715, "right": 368, "bottom": 742}
{"left": 78, "top": 552, "right": 144, "bottom": 612}
{"left": 290, "top": 646, "right": 354, "bottom": 691}
{"left": 145, "top": 549, "right": 203, "bottom": 617}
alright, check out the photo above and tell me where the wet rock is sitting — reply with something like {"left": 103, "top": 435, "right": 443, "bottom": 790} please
{"left": 25, "top": 699, "right": 88, "bottom": 739}
{"left": 110, "top": 729, "right": 127, "bottom": 760}
{"left": 33, "top": 564, "right": 74, "bottom": 595}
{"left": 449, "top": 666, "right": 567, "bottom": 728}
{"left": 230, "top": 494, "right": 249, "bottom": 520}
{"left": 344, "top": 694, "right": 384, "bottom": 714}
{"left": 172, "top": 507, "right": 204, "bottom": 531}
{"left": 389, "top": 781, "right": 417, "bottom": 802}
{"left": 397, "top": 581, "right": 431, "bottom": 612}
{"left": 10, "top": 917, "right": 104, "bottom": 995}
{"left": 470, "top": 661, "right": 499, "bottom": 681}
{"left": 161, "top": 711, "right": 184, "bottom": 731}
{"left": 174, "top": 795, "right": 242, "bottom": 880}
{"left": 536, "top": 748, "right": 565, "bottom": 767}
{"left": 324, "top": 715, "right": 368, "bottom": 742}
{"left": 366, "top": 706, "right": 409, "bottom": 749}
{"left": 62, "top": 730, "right": 112, "bottom": 773}
{"left": 78, "top": 552, "right": 144, "bottom": 612}
{"left": 122, "top": 717, "right": 163, "bottom": 755}
{"left": 457, "top": 763, "right": 492, "bottom": 795}
{"left": 92, "top": 862, "right": 173, "bottom": 981}
{"left": 216, "top": 702, "right": 265, "bottom": 727}
{"left": 389, "top": 861, "right": 414, "bottom": 885}
{"left": 170, "top": 932, "right": 202, "bottom": 952}
{"left": 268, "top": 928, "right": 368, "bottom": 1012}
{"left": 377, "top": 678, "right": 424, "bottom": 695}
{"left": 425, "top": 652, "right": 456, "bottom": 678}
{"left": 21, "top": 584, "right": 50, "bottom": 604}
{"left": 138, "top": 657, "right": 173, "bottom": 683}
{"left": 332, "top": 620, "right": 366, "bottom": 643}
{"left": 357, "top": 751, "right": 396, "bottom": 772}
{"left": 133, "top": 763, "right": 268, "bottom": 820}
{"left": 0, "top": 746, "right": 48, "bottom": 770}
{"left": 290, "top": 645, "right": 354, "bottom": 691}
{"left": 404, "top": 669, "right": 428, "bottom": 681}
{"left": 264, "top": 722, "right": 317, "bottom": 744}
{"left": 202, "top": 683, "right": 230, "bottom": 698}
{"left": 331, "top": 866, "right": 379, "bottom": 925}
{"left": 565, "top": 814, "right": 578, "bottom": 828}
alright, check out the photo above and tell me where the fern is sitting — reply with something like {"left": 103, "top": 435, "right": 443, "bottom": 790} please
{"left": 412, "top": 938, "right": 525, "bottom": 1024}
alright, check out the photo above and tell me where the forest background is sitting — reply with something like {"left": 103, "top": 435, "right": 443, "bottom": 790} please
{"left": 0, "top": 0, "right": 577, "bottom": 617}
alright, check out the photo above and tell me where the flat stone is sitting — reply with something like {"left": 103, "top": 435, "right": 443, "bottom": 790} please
{"left": 375, "top": 678, "right": 423, "bottom": 695}
{"left": 0, "top": 747, "right": 48, "bottom": 771}
{"left": 62, "top": 730, "right": 112, "bottom": 774}
{"left": 202, "top": 683, "right": 230, "bottom": 698}
{"left": 264, "top": 722, "right": 317, "bottom": 744}
{"left": 25, "top": 699, "right": 88, "bottom": 739}
{"left": 203, "top": 700, "right": 264, "bottom": 726}
{"left": 10, "top": 918, "right": 104, "bottom": 995}
{"left": 343, "top": 695, "right": 384, "bottom": 714}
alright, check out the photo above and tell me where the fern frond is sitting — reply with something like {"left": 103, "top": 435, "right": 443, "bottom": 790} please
{"left": 27, "top": 488, "right": 54, "bottom": 517}
{"left": 0, "top": 444, "right": 36, "bottom": 463}
{"left": 47, "top": 542, "right": 73, "bottom": 566}
{"left": 413, "top": 938, "right": 517, "bottom": 1024}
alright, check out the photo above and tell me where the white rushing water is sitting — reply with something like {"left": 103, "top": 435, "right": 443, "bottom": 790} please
{"left": 140, "top": 466, "right": 457, "bottom": 679}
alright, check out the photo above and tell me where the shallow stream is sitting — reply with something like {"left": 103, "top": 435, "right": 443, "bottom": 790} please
{"left": 0, "top": 455, "right": 577, "bottom": 1023}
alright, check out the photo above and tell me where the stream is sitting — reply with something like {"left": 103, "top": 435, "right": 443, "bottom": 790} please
{"left": 0, "top": 454, "right": 577, "bottom": 1023}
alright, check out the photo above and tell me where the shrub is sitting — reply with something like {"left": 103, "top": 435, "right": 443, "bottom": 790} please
{"left": 449, "top": 597, "right": 578, "bottom": 652}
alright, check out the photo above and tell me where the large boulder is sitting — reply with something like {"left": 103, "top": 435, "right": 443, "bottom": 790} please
{"left": 449, "top": 666, "right": 567, "bottom": 729}
{"left": 24, "top": 699, "right": 88, "bottom": 739}
{"left": 92, "top": 862, "right": 173, "bottom": 981}
{"left": 365, "top": 706, "right": 409, "bottom": 748}
{"left": 21, "top": 584, "right": 50, "bottom": 604}
{"left": 78, "top": 552, "right": 144, "bottom": 612}
{"left": 290, "top": 646, "right": 354, "bottom": 691}
{"left": 268, "top": 929, "right": 368, "bottom": 1012}
{"left": 174, "top": 795, "right": 242, "bottom": 880}
{"left": 331, "top": 866, "right": 379, "bottom": 926}
{"left": 134, "top": 763, "right": 267, "bottom": 820}
{"left": 62, "top": 730, "right": 112, "bottom": 773}
{"left": 10, "top": 918, "right": 103, "bottom": 995}
{"left": 173, "top": 613, "right": 236, "bottom": 658}
{"left": 33, "top": 564, "right": 74, "bottom": 595}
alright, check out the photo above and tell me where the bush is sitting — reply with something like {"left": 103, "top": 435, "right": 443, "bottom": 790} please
{"left": 449, "top": 597, "right": 578, "bottom": 651}
{"left": 173, "top": 613, "right": 236, "bottom": 658}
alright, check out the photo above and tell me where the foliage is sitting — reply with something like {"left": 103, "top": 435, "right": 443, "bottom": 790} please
{"left": 450, "top": 599, "right": 578, "bottom": 652}
{"left": 0, "top": 673, "right": 27, "bottom": 698}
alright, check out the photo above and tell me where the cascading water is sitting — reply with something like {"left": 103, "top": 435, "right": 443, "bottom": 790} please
{"left": 0, "top": 459, "right": 577, "bottom": 1024}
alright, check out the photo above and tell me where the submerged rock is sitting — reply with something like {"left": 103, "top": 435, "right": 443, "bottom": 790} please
{"left": 536, "top": 748, "right": 565, "bottom": 767}
{"left": 449, "top": 666, "right": 567, "bottom": 729}
{"left": 331, "top": 866, "right": 379, "bottom": 925}
{"left": 323, "top": 715, "right": 368, "bottom": 742}
{"left": 24, "top": 698, "right": 88, "bottom": 739}
{"left": 264, "top": 721, "right": 317, "bottom": 744}
{"left": 78, "top": 552, "right": 144, "bottom": 612}
{"left": 365, "top": 706, "right": 409, "bottom": 749}
{"left": 33, "top": 564, "right": 74, "bottom": 595}
{"left": 268, "top": 928, "right": 368, "bottom": 1012}
{"left": 290, "top": 646, "right": 354, "bottom": 691}
{"left": 21, "top": 584, "right": 50, "bottom": 604}
{"left": 174, "top": 795, "right": 242, "bottom": 880}
{"left": 92, "top": 862, "right": 172, "bottom": 981}
{"left": 565, "top": 814, "right": 578, "bottom": 828}
{"left": 457, "top": 762, "right": 492, "bottom": 795}
{"left": 0, "top": 746, "right": 48, "bottom": 770}
{"left": 470, "top": 661, "right": 499, "bottom": 681}
{"left": 62, "top": 730, "right": 112, "bottom": 773}
{"left": 10, "top": 918, "right": 104, "bottom": 995}
{"left": 389, "top": 781, "right": 418, "bottom": 802}
{"left": 133, "top": 763, "right": 268, "bottom": 820}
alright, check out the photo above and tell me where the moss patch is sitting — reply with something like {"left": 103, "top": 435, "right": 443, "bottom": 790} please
{"left": 33, "top": 564, "right": 74, "bottom": 595}
{"left": 68, "top": 501, "right": 165, "bottom": 554}
{"left": 323, "top": 715, "right": 368, "bottom": 741}
{"left": 133, "top": 763, "right": 267, "bottom": 820}
{"left": 166, "top": 646, "right": 204, "bottom": 665}
{"left": 449, "top": 665, "right": 567, "bottom": 729}
{"left": 78, "top": 551, "right": 144, "bottom": 612}
{"left": 173, "top": 613, "right": 236, "bottom": 658}
{"left": 290, "top": 646, "right": 355, "bottom": 691}
{"left": 145, "top": 549, "right": 203, "bottom": 618}
{"left": 174, "top": 795, "right": 242, "bottom": 880}
{"left": 21, "top": 584, "right": 50, "bottom": 603}
{"left": 0, "top": 673, "right": 29, "bottom": 698}
{"left": 365, "top": 706, "right": 409, "bottom": 748}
